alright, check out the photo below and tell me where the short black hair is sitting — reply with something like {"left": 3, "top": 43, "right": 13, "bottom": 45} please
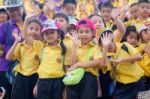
{"left": 63, "top": 0, "right": 77, "bottom": 7}
{"left": 121, "top": 25, "right": 139, "bottom": 42}
{"left": 35, "top": 2, "right": 44, "bottom": 9}
{"left": 53, "top": 13, "right": 69, "bottom": 22}
{"left": 138, "top": 0, "right": 150, "bottom": 4}
{"left": 99, "top": 2, "right": 114, "bottom": 10}
{"left": 0, "top": 7, "right": 6, "bottom": 13}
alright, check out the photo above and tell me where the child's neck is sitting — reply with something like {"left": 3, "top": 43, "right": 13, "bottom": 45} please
{"left": 48, "top": 41, "right": 59, "bottom": 46}
{"left": 139, "top": 16, "right": 149, "bottom": 21}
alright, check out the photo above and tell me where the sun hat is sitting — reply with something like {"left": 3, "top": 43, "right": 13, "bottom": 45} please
{"left": 5, "top": 0, "right": 23, "bottom": 8}
{"left": 42, "top": 20, "right": 60, "bottom": 33}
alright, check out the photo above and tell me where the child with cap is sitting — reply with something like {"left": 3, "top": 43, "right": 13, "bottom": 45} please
{"left": 67, "top": 18, "right": 103, "bottom": 99}
{"left": 137, "top": 21, "right": 150, "bottom": 90}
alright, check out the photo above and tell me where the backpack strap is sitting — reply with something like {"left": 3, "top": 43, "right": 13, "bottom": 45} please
{"left": 121, "top": 43, "right": 129, "bottom": 54}
{"left": 6, "top": 21, "right": 13, "bottom": 48}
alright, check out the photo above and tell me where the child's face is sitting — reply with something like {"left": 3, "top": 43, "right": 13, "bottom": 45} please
{"left": 63, "top": 4, "right": 76, "bottom": 16}
{"left": 54, "top": 17, "right": 69, "bottom": 31}
{"left": 43, "top": 29, "right": 59, "bottom": 44}
{"left": 78, "top": 27, "right": 94, "bottom": 45}
{"left": 27, "top": 22, "right": 41, "bottom": 40}
{"left": 90, "top": 15, "right": 105, "bottom": 30}
{"left": 139, "top": 3, "right": 150, "bottom": 18}
{"left": 126, "top": 32, "right": 138, "bottom": 47}
{"left": 141, "top": 29, "right": 150, "bottom": 43}
{"left": 101, "top": 7, "right": 112, "bottom": 22}
{"left": 0, "top": 12, "right": 8, "bottom": 23}
{"left": 130, "top": 5, "right": 139, "bottom": 19}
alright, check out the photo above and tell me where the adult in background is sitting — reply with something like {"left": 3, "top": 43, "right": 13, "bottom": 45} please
{"left": 0, "top": 0, "right": 26, "bottom": 99}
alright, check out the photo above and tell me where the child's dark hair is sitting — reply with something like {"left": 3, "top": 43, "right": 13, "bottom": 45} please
{"left": 0, "top": 8, "right": 10, "bottom": 20}
{"left": 57, "top": 29, "right": 66, "bottom": 56}
{"left": 53, "top": 13, "right": 69, "bottom": 22}
{"left": 35, "top": 2, "right": 44, "bottom": 9}
{"left": 63, "top": 0, "right": 77, "bottom": 7}
{"left": 28, "top": 18, "right": 42, "bottom": 30}
{"left": 138, "top": 0, "right": 150, "bottom": 3}
{"left": 88, "top": 14, "right": 106, "bottom": 27}
{"left": 121, "top": 25, "right": 139, "bottom": 42}
{"left": 99, "top": 2, "right": 114, "bottom": 11}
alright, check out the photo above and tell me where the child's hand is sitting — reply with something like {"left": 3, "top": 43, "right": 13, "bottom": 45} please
{"left": 67, "top": 63, "right": 80, "bottom": 72}
{"left": 101, "top": 32, "right": 112, "bottom": 48}
{"left": 33, "top": 84, "right": 38, "bottom": 97}
{"left": 12, "top": 29, "right": 21, "bottom": 43}
{"left": 112, "top": 59, "right": 122, "bottom": 66}
{"left": 25, "top": 11, "right": 40, "bottom": 21}
{"left": 111, "top": 8, "right": 120, "bottom": 19}
{"left": 72, "top": 31, "right": 79, "bottom": 46}
{"left": 0, "top": 87, "right": 6, "bottom": 99}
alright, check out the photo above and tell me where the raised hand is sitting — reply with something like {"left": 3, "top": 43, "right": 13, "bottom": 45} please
{"left": 101, "top": 32, "right": 112, "bottom": 48}
{"left": 111, "top": 8, "right": 120, "bottom": 19}
{"left": 12, "top": 29, "right": 21, "bottom": 43}
{"left": 72, "top": 31, "right": 80, "bottom": 46}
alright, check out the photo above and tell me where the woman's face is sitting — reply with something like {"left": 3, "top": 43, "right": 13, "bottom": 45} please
{"left": 7, "top": 6, "right": 23, "bottom": 22}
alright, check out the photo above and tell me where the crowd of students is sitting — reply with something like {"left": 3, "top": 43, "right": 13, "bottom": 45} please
{"left": 0, "top": 0, "right": 150, "bottom": 99}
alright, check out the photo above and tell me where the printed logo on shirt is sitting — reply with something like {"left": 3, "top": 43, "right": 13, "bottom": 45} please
{"left": 57, "top": 58, "right": 61, "bottom": 63}
{"left": 89, "top": 56, "right": 94, "bottom": 61}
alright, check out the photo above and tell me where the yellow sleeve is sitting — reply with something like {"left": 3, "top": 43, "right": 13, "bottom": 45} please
{"left": 124, "top": 42, "right": 138, "bottom": 55}
{"left": 93, "top": 46, "right": 102, "bottom": 59}
{"left": 14, "top": 44, "right": 22, "bottom": 61}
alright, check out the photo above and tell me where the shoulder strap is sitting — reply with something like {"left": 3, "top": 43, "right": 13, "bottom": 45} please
{"left": 6, "top": 21, "right": 13, "bottom": 48}
{"left": 121, "top": 43, "right": 129, "bottom": 54}
{"left": 85, "top": 48, "right": 92, "bottom": 61}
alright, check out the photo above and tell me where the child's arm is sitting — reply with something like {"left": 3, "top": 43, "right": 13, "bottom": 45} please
{"left": 113, "top": 54, "right": 142, "bottom": 65}
{"left": 92, "top": 0, "right": 100, "bottom": 14}
{"left": 6, "top": 29, "right": 21, "bottom": 60}
{"left": 69, "top": 32, "right": 79, "bottom": 66}
{"left": 111, "top": 9, "right": 126, "bottom": 40}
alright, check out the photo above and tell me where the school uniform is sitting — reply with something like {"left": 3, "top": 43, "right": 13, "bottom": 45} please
{"left": 11, "top": 40, "right": 43, "bottom": 99}
{"left": 36, "top": 41, "right": 69, "bottom": 99}
{"left": 67, "top": 42, "right": 101, "bottom": 99}
{"left": 137, "top": 43, "right": 150, "bottom": 90}
{"left": 102, "top": 42, "right": 145, "bottom": 99}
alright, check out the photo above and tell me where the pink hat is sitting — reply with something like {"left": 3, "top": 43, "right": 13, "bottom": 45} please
{"left": 76, "top": 18, "right": 96, "bottom": 31}
{"left": 42, "top": 20, "right": 60, "bottom": 33}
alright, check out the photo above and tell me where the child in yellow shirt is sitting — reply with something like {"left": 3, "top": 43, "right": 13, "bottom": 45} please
{"left": 99, "top": 30, "right": 144, "bottom": 99}
{"left": 6, "top": 18, "right": 43, "bottom": 99}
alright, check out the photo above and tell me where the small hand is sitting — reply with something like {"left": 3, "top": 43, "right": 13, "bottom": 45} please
{"left": 67, "top": 63, "right": 79, "bottom": 72}
{"left": 101, "top": 32, "right": 112, "bottom": 48}
{"left": 12, "top": 29, "right": 21, "bottom": 43}
{"left": 72, "top": 31, "right": 80, "bottom": 46}
{"left": 111, "top": 8, "right": 120, "bottom": 19}
{"left": 112, "top": 59, "right": 122, "bottom": 66}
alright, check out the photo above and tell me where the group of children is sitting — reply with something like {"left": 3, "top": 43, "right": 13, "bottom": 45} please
{"left": 0, "top": 0, "right": 150, "bottom": 99}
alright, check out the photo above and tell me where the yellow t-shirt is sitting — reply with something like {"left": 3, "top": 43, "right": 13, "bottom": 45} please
{"left": 137, "top": 43, "right": 150, "bottom": 76}
{"left": 13, "top": 40, "right": 43, "bottom": 76}
{"left": 38, "top": 43, "right": 67, "bottom": 78}
{"left": 76, "top": 42, "right": 100, "bottom": 76}
{"left": 103, "top": 42, "right": 144, "bottom": 84}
